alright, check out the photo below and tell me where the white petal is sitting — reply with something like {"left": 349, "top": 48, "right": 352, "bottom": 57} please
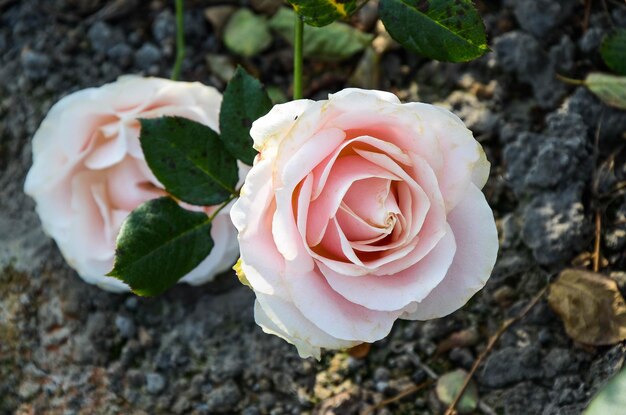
{"left": 403, "top": 184, "right": 498, "bottom": 320}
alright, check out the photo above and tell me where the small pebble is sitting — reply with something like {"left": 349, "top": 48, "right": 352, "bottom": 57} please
{"left": 146, "top": 372, "right": 166, "bottom": 394}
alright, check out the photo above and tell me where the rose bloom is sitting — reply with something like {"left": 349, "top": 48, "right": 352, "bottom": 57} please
{"left": 231, "top": 89, "right": 498, "bottom": 358}
{"left": 24, "top": 76, "right": 241, "bottom": 292}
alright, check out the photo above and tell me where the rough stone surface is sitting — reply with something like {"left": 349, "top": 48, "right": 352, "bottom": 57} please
{"left": 512, "top": 0, "right": 577, "bottom": 37}
{"left": 521, "top": 184, "right": 589, "bottom": 265}
{"left": 1, "top": 0, "right": 625, "bottom": 414}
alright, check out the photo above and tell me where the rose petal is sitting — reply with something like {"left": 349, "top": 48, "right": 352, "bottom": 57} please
{"left": 231, "top": 158, "right": 290, "bottom": 298}
{"left": 284, "top": 268, "right": 402, "bottom": 342}
{"left": 250, "top": 99, "right": 317, "bottom": 157}
{"left": 311, "top": 135, "right": 412, "bottom": 200}
{"left": 321, "top": 224, "right": 456, "bottom": 311}
{"left": 307, "top": 156, "right": 400, "bottom": 246}
{"left": 181, "top": 207, "right": 239, "bottom": 285}
{"left": 105, "top": 158, "right": 163, "bottom": 211}
{"left": 329, "top": 88, "right": 401, "bottom": 104}
{"left": 255, "top": 293, "right": 358, "bottom": 359}
{"left": 402, "top": 184, "right": 498, "bottom": 320}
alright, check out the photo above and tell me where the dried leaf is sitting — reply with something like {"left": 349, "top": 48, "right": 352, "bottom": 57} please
{"left": 347, "top": 342, "right": 371, "bottom": 359}
{"left": 435, "top": 327, "right": 479, "bottom": 356}
{"left": 548, "top": 269, "right": 626, "bottom": 345}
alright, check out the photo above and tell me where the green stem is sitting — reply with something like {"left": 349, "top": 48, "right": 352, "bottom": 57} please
{"left": 293, "top": 14, "right": 304, "bottom": 99}
{"left": 171, "top": 0, "right": 185, "bottom": 81}
{"left": 556, "top": 73, "right": 586, "bottom": 86}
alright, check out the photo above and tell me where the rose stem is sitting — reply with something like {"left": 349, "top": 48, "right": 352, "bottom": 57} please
{"left": 171, "top": 0, "right": 185, "bottom": 81}
{"left": 293, "top": 13, "right": 304, "bottom": 99}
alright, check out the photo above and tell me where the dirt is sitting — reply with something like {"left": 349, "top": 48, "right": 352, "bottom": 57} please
{"left": 1, "top": 0, "right": 626, "bottom": 414}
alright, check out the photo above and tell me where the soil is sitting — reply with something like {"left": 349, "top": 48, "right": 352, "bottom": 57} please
{"left": 1, "top": 0, "right": 626, "bottom": 414}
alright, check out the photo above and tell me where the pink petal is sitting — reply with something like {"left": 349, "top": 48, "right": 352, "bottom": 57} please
{"left": 341, "top": 177, "right": 399, "bottom": 230}
{"left": 84, "top": 124, "right": 128, "bottom": 169}
{"left": 321, "top": 225, "right": 456, "bottom": 311}
{"left": 254, "top": 294, "right": 359, "bottom": 359}
{"left": 277, "top": 128, "right": 346, "bottom": 189}
{"left": 250, "top": 99, "right": 318, "bottom": 157}
{"left": 181, "top": 209, "right": 239, "bottom": 285}
{"left": 307, "top": 156, "right": 400, "bottom": 246}
{"left": 69, "top": 171, "right": 113, "bottom": 261}
{"left": 329, "top": 88, "right": 401, "bottom": 104}
{"left": 402, "top": 184, "right": 498, "bottom": 320}
{"left": 311, "top": 135, "right": 412, "bottom": 200}
{"left": 106, "top": 158, "right": 164, "bottom": 211}
{"left": 230, "top": 159, "right": 289, "bottom": 298}
{"left": 404, "top": 103, "right": 485, "bottom": 211}
{"left": 336, "top": 203, "right": 389, "bottom": 242}
{"left": 285, "top": 268, "right": 402, "bottom": 342}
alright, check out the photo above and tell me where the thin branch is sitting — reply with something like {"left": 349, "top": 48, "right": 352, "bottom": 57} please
{"left": 362, "top": 380, "right": 432, "bottom": 415}
{"left": 593, "top": 210, "right": 602, "bottom": 273}
{"left": 443, "top": 286, "right": 549, "bottom": 415}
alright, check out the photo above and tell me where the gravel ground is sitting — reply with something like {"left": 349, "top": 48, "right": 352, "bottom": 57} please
{"left": 1, "top": 0, "right": 626, "bottom": 414}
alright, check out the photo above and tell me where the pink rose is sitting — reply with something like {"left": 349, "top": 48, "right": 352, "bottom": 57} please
{"left": 24, "top": 76, "right": 242, "bottom": 292}
{"left": 231, "top": 89, "right": 498, "bottom": 358}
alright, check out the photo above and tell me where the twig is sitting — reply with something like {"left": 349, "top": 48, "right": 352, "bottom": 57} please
{"left": 591, "top": 116, "right": 603, "bottom": 274}
{"left": 443, "top": 286, "right": 549, "bottom": 415}
{"left": 593, "top": 210, "right": 602, "bottom": 273}
{"left": 362, "top": 380, "right": 432, "bottom": 415}
{"left": 583, "top": 0, "right": 593, "bottom": 31}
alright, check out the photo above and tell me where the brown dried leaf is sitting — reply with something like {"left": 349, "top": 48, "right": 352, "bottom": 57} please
{"left": 548, "top": 269, "right": 626, "bottom": 345}
{"left": 435, "top": 327, "right": 479, "bottom": 356}
{"left": 347, "top": 342, "right": 371, "bottom": 359}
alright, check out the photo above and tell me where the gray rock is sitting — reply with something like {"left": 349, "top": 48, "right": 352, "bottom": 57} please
{"left": 521, "top": 184, "right": 589, "bottom": 265}
{"left": 21, "top": 50, "right": 50, "bottom": 80}
{"left": 88, "top": 22, "right": 124, "bottom": 54}
{"left": 543, "top": 349, "right": 579, "bottom": 378}
{"left": 494, "top": 31, "right": 567, "bottom": 108}
{"left": 373, "top": 367, "right": 390, "bottom": 382}
{"left": 449, "top": 348, "right": 474, "bottom": 370}
{"left": 504, "top": 113, "right": 590, "bottom": 197}
{"left": 145, "top": 372, "right": 166, "bottom": 395}
{"left": 480, "top": 346, "right": 543, "bottom": 388}
{"left": 153, "top": 10, "right": 176, "bottom": 45}
{"left": 549, "top": 35, "right": 575, "bottom": 73}
{"left": 503, "top": 382, "right": 549, "bottom": 415}
{"left": 579, "top": 27, "right": 605, "bottom": 54}
{"left": 114, "top": 314, "right": 136, "bottom": 339}
{"left": 107, "top": 43, "right": 133, "bottom": 68}
{"left": 135, "top": 43, "right": 162, "bottom": 70}
{"left": 613, "top": 7, "right": 626, "bottom": 28}
{"left": 205, "top": 380, "right": 242, "bottom": 413}
{"left": 565, "top": 87, "right": 626, "bottom": 144}
{"left": 513, "top": 0, "right": 576, "bottom": 37}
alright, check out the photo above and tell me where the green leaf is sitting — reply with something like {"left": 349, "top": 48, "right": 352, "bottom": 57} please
{"left": 223, "top": 8, "right": 273, "bottom": 57}
{"left": 435, "top": 369, "right": 478, "bottom": 415}
{"left": 140, "top": 116, "right": 238, "bottom": 206}
{"left": 585, "top": 73, "right": 626, "bottom": 111}
{"left": 270, "top": 8, "right": 373, "bottom": 61}
{"left": 585, "top": 366, "right": 626, "bottom": 415}
{"left": 378, "top": 0, "right": 489, "bottom": 62}
{"left": 107, "top": 197, "right": 214, "bottom": 296}
{"left": 219, "top": 66, "right": 273, "bottom": 165}
{"left": 601, "top": 29, "right": 626, "bottom": 76}
{"left": 287, "top": 0, "right": 357, "bottom": 27}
